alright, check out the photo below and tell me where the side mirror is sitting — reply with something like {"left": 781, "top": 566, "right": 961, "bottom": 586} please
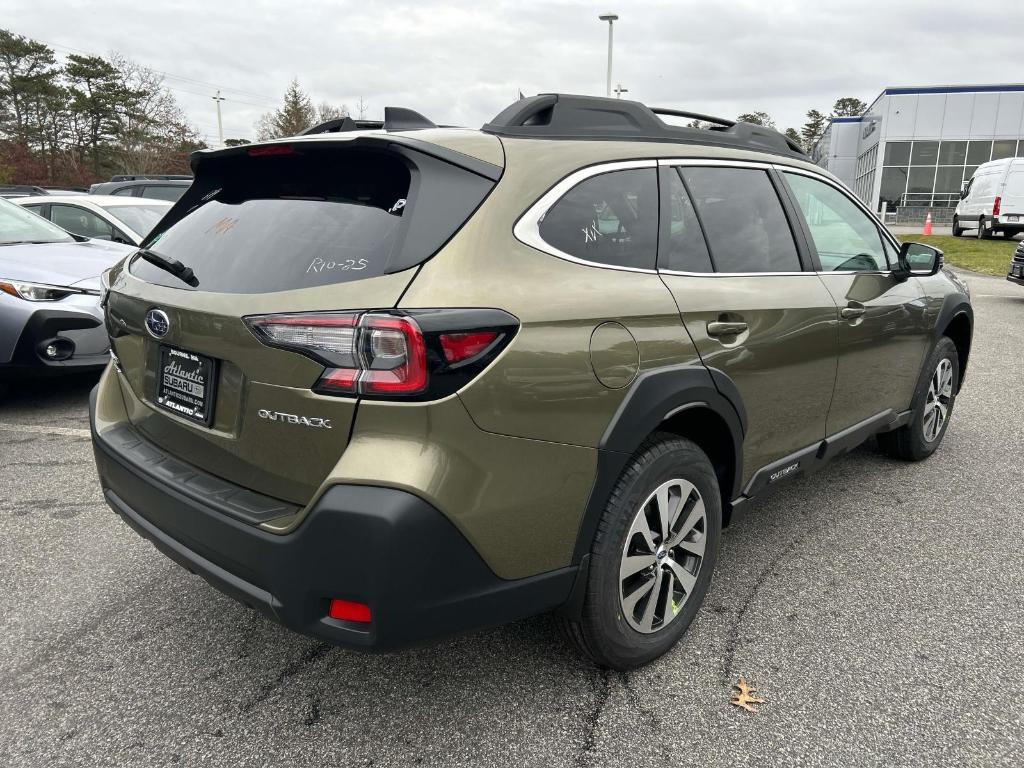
{"left": 894, "top": 242, "right": 943, "bottom": 281}
{"left": 960, "top": 181, "right": 969, "bottom": 199}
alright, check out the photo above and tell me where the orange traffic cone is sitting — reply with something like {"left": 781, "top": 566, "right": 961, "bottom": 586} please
{"left": 923, "top": 211, "right": 933, "bottom": 236}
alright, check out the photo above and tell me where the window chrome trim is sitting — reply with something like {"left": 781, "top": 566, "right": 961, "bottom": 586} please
{"left": 513, "top": 156, "right": 902, "bottom": 278}
{"left": 513, "top": 159, "right": 659, "bottom": 274}
{"left": 657, "top": 158, "right": 775, "bottom": 170}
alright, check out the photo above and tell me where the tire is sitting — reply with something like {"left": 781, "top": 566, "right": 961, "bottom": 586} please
{"left": 877, "top": 337, "right": 959, "bottom": 461}
{"left": 951, "top": 216, "right": 964, "bottom": 237}
{"left": 560, "top": 434, "right": 721, "bottom": 669}
{"left": 978, "top": 217, "right": 992, "bottom": 239}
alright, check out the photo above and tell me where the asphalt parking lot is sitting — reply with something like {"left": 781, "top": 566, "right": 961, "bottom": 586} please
{"left": 1, "top": 268, "right": 1021, "bottom": 768}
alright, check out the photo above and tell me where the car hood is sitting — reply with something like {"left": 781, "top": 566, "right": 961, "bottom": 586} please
{"left": 0, "top": 239, "right": 133, "bottom": 287}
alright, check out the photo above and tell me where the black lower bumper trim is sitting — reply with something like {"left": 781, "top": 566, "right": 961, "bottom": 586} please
{"left": 91, "top": 390, "right": 577, "bottom": 650}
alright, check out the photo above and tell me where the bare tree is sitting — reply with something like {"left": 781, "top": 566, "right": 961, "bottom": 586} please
{"left": 316, "top": 101, "right": 349, "bottom": 123}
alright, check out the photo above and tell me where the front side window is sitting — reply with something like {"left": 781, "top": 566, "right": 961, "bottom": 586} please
{"left": 538, "top": 168, "right": 658, "bottom": 270}
{"left": 680, "top": 167, "right": 800, "bottom": 273}
{"left": 784, "top": 173, "right": 888, "bottom": 272}
{"left": 660, "top": 169, "right": 713, "bottom": 273}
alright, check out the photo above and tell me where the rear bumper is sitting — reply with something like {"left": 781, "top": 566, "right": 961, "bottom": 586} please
{"left": 90, "top": 388, "right": 577, "bottom": 650}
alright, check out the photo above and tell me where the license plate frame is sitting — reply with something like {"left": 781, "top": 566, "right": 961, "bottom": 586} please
{"left": 1007, "top": 215, "right": 1020, "bottom": 223}
{"left": 156, "top": 345, "right": 217, "bottom": 427}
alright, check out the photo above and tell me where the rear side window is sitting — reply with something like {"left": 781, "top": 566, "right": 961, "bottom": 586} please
{"left": 131, "top": 146, "right": 494, "bottom": 293}
{"left": 538, "top": 168, "right": 658, "bottom": 270}
{"left": 660, "top": 169, "right": 713, "bottom": 273}
{"left": 141, "top": 185, "right": 186, "bottom": 201}
{"left": 680, "top": 167, "right": 801, "bottom": 273}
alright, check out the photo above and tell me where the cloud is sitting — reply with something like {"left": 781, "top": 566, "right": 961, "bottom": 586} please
{"left": 6, "top": 0, "right": 1023, "bottom": 142}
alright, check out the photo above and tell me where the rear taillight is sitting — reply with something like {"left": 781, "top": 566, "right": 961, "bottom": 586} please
{"left": 245, "top": 309, "right": 518, "bottom": 400}
{"left": 358, "top": 315, "right": 427, "bottom": 395}
{"left": 993, "top": 196, "right": 1001, "bottom": 217}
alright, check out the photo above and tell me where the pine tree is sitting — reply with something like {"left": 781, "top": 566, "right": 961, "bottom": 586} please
{"left": 801, "top": 109, "right": 826, "bottom": 150}
{"left": 832, "top": 97, "right": 867, "bottom": 118}
{"left": 255, "top": 79, "right": 316, "bottom": 139}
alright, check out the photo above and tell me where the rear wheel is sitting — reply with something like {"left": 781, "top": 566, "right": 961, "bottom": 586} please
{"left": 951, "top": 216, "right": 964, "bottom": 237}
{"left": 878, "top": 337, "right": 959, "bottom": 461}
{"left": 561, "top": 434, "right": 721, "bottom": 669}
{"left": 978, "top": 217, "right": 992, "bottom": 239}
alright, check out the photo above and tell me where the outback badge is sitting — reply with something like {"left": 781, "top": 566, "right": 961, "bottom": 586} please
{"left": 258, "top": 409, "right": 333, "bottom": 430}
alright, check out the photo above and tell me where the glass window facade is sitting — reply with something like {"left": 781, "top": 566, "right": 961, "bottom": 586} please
{"left": 879, "top": 139, "right": 1021, "bottom": 210}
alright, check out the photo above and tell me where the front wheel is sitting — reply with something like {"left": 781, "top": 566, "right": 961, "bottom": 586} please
{"left": 878, "top": 337, "right": 959, "bottom": 461}
{"left": 951, "top": 216, "right": 964, "bottom": 237}
{"left": 561, "top": 434, "right": 721, "bottom": 669}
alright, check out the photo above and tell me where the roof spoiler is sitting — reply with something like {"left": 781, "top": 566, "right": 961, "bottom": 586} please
{"left": 301, "top": 107, "right": 437, "bottom": 136}
{"left": 482, "top": 93, "right": 806, "bottom": 158}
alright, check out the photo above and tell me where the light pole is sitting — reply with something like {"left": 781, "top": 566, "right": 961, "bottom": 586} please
{"left": 212, "top": 90, "right": 226, "bottom": 147}
{"left": 598, "top": 12, "right": 618, "bottom": 98}
{"left": 614, "top": 84, "right": 628, "bottom": 99}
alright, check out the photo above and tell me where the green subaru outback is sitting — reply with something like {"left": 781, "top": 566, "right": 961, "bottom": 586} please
{"left": 91, "top": 95, "right": 973, "bottom": 669}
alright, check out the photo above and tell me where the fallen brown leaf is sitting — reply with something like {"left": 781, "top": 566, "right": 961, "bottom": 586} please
{"left": 730, "top": 677, "right": 766, "bottom": 713}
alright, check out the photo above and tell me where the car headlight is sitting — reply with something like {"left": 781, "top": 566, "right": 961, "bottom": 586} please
{"left": 0, "top": 280, "right": 99, "bottom": 302}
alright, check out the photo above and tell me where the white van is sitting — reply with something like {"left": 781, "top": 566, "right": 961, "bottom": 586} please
{"left": 953, "top": 157, "right": 1024, "bottom": 238}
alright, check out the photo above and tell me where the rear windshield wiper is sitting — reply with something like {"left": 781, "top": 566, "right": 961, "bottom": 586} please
{"left": 136, "top": 248, "right": 199, "bottom": 288}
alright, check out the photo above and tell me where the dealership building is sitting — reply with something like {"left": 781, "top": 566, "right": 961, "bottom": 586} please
{"left": 811, "top": 84, "right": 1024, "bottom": 221}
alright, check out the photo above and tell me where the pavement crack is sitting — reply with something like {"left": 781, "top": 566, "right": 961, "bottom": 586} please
{"left": 576, "top": 668, "right": 613, "bottom": 767}
{"left": 721, "top": 521, "right": 830, "bottom": 684}
{"left": 618, "top": 671, "right": 659, "bottom": 731}
{"left": 304, "top": 693, "right": 322, "bottom": 727}
{"left": 238, "top": 642, "right": 333, "bottom": 714}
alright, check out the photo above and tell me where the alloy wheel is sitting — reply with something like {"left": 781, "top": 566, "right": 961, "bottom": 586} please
{"left": 923, "top": 358, "right": 954, "bottom": 443}
{"left": 619, "top": 478, "right": 707, "bottom": 633}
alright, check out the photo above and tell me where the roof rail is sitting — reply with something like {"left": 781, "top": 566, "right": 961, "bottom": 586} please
{"left": 301, "top": 107, "right": 437, "bottom": 136}
{"left": 482, "top": 93, "right": 806, "bottom": 158}
{"left": 108, "top": 174, "right": 193, "bottom": 181}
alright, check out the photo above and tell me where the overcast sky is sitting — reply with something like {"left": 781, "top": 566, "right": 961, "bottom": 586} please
{"left": 3, "top": 0, "right": 1023, "bottom": 145}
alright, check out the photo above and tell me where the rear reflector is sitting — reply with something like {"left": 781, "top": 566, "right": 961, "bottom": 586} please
{"left": 328, "top": 599, "right": 371, "bottom": 623}
{"left": 440, "top": 331, "right": 499, "bottom": 364}
{"left": 993, "top": 195, "right": 1001, "bottom": 217}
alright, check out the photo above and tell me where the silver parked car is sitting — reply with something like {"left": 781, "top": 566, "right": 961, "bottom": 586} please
{"left": 0, "top": 198, "right": 133, "bottom": 396}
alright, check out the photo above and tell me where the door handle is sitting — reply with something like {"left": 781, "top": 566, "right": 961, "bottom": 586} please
{"left": 707, "top": 321, "right": 748, "bottom": 337}
{"left": 840, "top": 304, "right": 866, "bottom": 320}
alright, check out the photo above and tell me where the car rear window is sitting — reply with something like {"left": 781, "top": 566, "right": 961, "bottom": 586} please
{"left": 103, "top": 204, "right": 169, "bottom": 236}
{"left": 130, "top": 145, "right": 494, "bottom": 293}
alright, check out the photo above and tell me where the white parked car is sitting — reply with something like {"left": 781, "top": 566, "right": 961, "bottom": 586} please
{"left": 953, "top": 157, "right": 1024, "bottom": 239}
{"left": 14, "top": 195, "right": 172, "bottom": 246}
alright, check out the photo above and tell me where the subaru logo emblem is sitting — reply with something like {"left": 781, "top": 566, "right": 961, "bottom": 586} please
{"left": 145, "top": 309, "right": 170, "bottom": 339}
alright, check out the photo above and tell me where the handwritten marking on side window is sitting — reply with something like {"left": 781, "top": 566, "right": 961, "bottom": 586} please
{"left": 582, "top": 218, "right": 603, "bottom": 244}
